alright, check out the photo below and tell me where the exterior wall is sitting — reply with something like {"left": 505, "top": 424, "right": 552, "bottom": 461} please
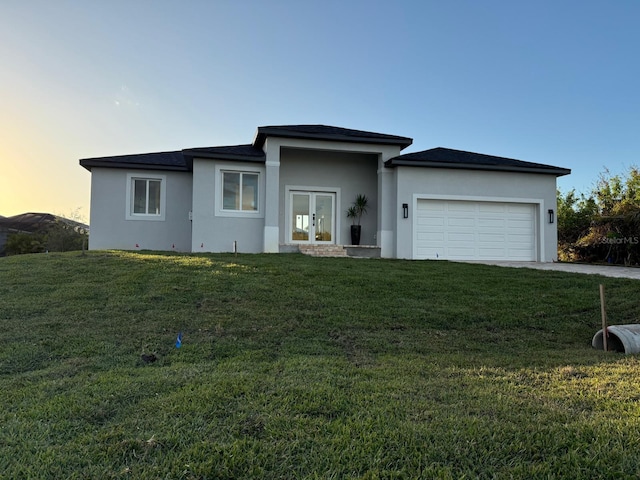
{"left": 394, "top": 168, "right": 559, "bottom": 261}
{"left": 191, "top": 158, "right": 266, "bottom": 253}
{"left": 88, "top": 167, "right": 192, "bottom": 251}
{"left": 279, "top": 148, "right": 378, "bottom": 246}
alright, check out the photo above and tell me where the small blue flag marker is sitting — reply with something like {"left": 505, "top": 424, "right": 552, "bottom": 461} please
{"left": 175, "top": 332, "right": 183, "bottom": 348}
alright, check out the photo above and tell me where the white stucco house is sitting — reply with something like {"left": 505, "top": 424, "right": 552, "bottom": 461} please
{"left": 79, "top": 124, "right": 570, "bottom": 261}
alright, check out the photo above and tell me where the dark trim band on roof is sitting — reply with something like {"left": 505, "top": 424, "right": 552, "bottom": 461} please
{"left": 253, "top": 125, "right": 413, "bottom": 150}
{"left": 79, "top": 160, "right": 190, "bottom": 172}
{"left": 183, "top": 144, "right": 265, "bottom": 163}
{"left": 385, "top": 147, "right": 571, "bottom": 176}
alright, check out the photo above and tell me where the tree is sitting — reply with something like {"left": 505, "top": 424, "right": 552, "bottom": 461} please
{"left": 45, "top": 220, "right": 87, "bottom": 252}
{"left": 559, "top": 166, "right": 640, "bottom": 264}
{"left": 557, "top": 189, "right": 597, "bottom": 245}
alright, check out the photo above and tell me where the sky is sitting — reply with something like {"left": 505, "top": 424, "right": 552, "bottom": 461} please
{"left": 1, "top": 0, "right": 639, "bottom": 221}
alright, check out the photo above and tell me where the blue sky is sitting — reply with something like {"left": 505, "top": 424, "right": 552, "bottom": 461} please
{"left": 1, "top": 0, "right": 639, "bottom": 219}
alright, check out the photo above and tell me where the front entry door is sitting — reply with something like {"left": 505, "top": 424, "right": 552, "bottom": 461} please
{"left": 290, "top": 192, "right": 336, "bottom": 244}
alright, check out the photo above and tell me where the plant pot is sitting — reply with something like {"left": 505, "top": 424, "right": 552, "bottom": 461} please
{"left": 350, "top": 225, "right": 361, "bottom": 246}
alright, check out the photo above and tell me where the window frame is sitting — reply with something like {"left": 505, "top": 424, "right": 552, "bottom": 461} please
{"left": 125, "top": 173, "right": 167, "bottom": 221}
{"left": 222, "top": 171, "right": 259, "bottom": 212}
{"left": 214, "top": 164, "right": 264, "bottom": 218}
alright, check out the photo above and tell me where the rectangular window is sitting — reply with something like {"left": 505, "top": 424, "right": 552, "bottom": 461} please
{"left": 222, "top": 171, "right": 258, "bottom": 212}
{"left": 132, "top": 178, "right": 162, "bottom": 215}
{"left": 126, "top": 174, "right": 166, "bottom": 221}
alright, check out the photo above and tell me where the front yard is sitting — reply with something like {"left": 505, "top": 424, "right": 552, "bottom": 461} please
{"left": 0, "top": 251, "right": 638, "bottom": 478}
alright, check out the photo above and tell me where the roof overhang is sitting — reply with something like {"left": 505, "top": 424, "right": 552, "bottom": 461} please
{"left": 253, "top": 125, "right": 413, "bottom": 150}
{"left": 385, "top": 159, "right": 571, "bottom": 176}
{"left": 182, "top": 145, "right": 265, "bottom": 163}
{"left": 79, "top": 151, "right": 191, "bottom": 172}
{"left": 79, "top": 159, "right": 190, "bottom": 172}
{"left": 385, "top": 147, "right": 571, "bottom": 177}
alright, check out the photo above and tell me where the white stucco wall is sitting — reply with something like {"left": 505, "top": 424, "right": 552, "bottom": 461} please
{"left": 393, "top": 167, "right": 560, "bottom": 261}
{"left": 191, "top": 158, "right": 266, "bottom": 253}
{"left": 88, "top": 167, "right": 192, "bottom": 251}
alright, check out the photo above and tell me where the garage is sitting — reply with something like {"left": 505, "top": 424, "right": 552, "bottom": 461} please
{"left": 415, "top": 199, "right": 537, "bottom": 261}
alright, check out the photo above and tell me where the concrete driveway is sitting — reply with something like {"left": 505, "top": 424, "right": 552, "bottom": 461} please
{"left": 461, "top": 261, "right": 640, "bottom": 280}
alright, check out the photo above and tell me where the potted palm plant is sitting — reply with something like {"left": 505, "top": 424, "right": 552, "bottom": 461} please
{"left": 346, "top": 194, "right": 369, "bottom": 245}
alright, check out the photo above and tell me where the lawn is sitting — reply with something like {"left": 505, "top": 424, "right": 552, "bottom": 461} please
{"left": 1, "top": 251, "right": 639, "bottom": 479}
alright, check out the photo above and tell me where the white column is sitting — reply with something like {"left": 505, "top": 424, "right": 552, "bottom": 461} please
{"left": 263, "top": 139, "right": 280, "bottom": 252}
{"left": 377, "top": 147, "right": 399, "bottom": 258}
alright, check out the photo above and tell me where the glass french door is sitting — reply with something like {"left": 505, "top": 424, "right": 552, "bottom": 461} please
{"left": 290, "top": 192, "right": 335, "bottom": 244}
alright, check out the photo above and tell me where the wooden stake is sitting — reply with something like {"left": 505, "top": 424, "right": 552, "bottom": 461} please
{"left": 599, "top": 284, "right": 608, "bottom": 352}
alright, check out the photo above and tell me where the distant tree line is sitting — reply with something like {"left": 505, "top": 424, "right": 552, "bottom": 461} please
{"left": 5, "top": 221, "right": 88, "bottom": 255}
{"left": 558, "top": 166, "right": 640, "bottom": 265}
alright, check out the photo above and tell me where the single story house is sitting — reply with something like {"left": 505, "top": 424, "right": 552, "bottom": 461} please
{"left": 79, "top": 124, "right": 570, "bottom": 261}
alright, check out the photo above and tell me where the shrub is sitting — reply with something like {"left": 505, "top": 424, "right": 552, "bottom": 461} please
{"left": 5, "top": 222, "right": 87, "bottom": 256}
{"left": 558, "top": 167, "right": 640, "bottom": 265}
{"left": 6, "top": 233, "right": 46, "bottom": 255}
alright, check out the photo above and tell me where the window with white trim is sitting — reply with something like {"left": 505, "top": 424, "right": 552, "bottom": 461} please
{"left": 133, "top": 178, "right": 161, "bottom": 215}
{"left": 126, "top": 174, "right": 166, "bottom": 221}
{"left": 222, "top": 171, "right": 258, "bottom": 212}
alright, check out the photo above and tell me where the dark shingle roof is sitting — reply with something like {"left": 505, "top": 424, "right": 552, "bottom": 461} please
{"left": 253, "top": 125, "right": 413, "bottom": 150}
{"left": 78, "top": 125, "right": 414, "bottom": 172}
{"left": 385, "top": 147, "right": 571, "bottom": 176}
{"left": 183, "top": 144, "right": 265, "bottom": 162}
{"left": 0, "top": 212, "right": 89, "bottom": 233}
{"left": 80, "top": 151, "right": 189, "bottom": 172}
{"left": 80, "top": 144, "right": 267, "bottom": 172}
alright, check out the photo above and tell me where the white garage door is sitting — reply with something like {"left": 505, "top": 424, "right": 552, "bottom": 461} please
{"left": 415, "top": 199, "right": 536, "bottom": 261}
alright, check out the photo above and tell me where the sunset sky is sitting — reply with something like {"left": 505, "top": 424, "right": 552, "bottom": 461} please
{"left": 1, "top": 0, "right": 639, "bottom": 221}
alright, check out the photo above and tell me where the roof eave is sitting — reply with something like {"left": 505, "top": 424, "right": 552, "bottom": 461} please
{"left": 253, "top": 128, "right": 413, "bottom": 150}
{"left": 183, "top": 151, "right": 265, "bottom": 163}
{"left": 385, "top": 160, "right": 571, "bottom": 176}
{"left": 78, "top": 160, "right": 190, "bottom": 172}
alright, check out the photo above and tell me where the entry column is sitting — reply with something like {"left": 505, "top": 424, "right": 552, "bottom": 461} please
{"left": 263, "top": 138, "right": 280, "bottom": 252}
{"left": 377, "top": 146, "right": 400, "bottom": 258}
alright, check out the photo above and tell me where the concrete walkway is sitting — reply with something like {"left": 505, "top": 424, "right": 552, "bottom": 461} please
{"left": 461, "top": 261, "right": 640, "bottom": 280}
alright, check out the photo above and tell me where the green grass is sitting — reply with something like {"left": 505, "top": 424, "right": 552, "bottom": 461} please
{"left": 1, "top": 251, "right": 639, "bottom": 479}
